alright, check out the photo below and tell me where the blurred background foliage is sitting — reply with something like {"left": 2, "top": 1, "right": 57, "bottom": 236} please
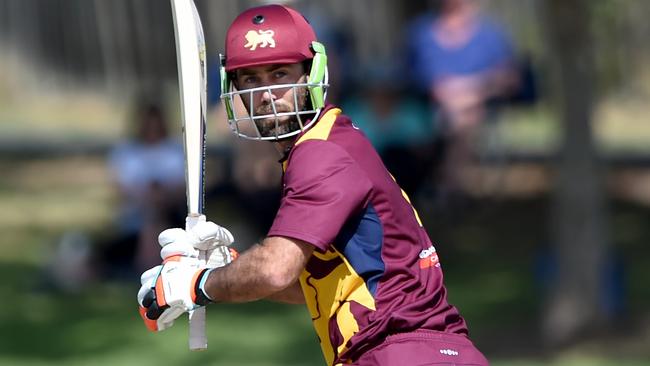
{"left": 1, "top": 0, "right": 650, "bottom": 365}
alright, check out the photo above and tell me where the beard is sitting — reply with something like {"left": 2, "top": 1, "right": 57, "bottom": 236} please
{"left": 255, "top": 111, "right": 302, "bottom": 137}
{"left": 253, "top": 87, "right": 309, "bottom": 138}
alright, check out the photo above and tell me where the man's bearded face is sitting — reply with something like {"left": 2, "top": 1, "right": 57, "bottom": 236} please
{"left": 253, "top": 85, "right": 308, "bottom": 138}
{"left": 233, "top": 63, "right": 310, "bottom": 139}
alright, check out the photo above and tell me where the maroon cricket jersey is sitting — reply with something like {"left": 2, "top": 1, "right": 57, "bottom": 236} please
{"left": 268, "top": 106, "right": 468, "bottom": 365}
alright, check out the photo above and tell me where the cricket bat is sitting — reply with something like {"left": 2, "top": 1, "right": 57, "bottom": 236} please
{"left": 170, "top": 0, "right": 209, "bottom": 351}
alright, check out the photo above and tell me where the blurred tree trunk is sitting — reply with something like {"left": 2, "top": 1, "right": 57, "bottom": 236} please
{"left": 542, "top": 0, "right": 610, "bottom": 347}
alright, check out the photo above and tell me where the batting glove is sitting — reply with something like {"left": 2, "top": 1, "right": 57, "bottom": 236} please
{"left": 137, "top": 216, "right": 238, "bottom": 332}
{"left": 137, "top": 260, "right": 213, "bottom": 332}
{"left": 157, "top": 216, "right": 238, "bottom": 267}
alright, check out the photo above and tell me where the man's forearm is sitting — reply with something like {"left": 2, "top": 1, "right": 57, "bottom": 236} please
{"left": 265, "top": 281, "right": 305, "bottom": 304}
{"left": 202, "top": 236, "right": 313, "bottom": 303}
{"left": 204, "top": 243, "right": 280, "bottom": 302}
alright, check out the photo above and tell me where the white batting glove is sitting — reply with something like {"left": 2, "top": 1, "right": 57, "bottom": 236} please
{"left": 137, "top": 260, "right": 211, "bottom": 332}
{"left": 157, "top": 216, "right": 238, "bottom": 267}
{"left": 137, "top": 217, "right": 238, "bottom": 332}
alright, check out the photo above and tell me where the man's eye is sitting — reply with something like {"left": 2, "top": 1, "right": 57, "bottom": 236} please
{"left": 273, "top": 71, "right": 288, "bottom": 79}
{"left": 242, "top": 76, "right": 258, "bottom": 85}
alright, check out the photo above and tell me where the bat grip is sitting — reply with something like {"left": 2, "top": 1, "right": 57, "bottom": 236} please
{"left": 187, "top": 214, "right": 208, "bottom": 351}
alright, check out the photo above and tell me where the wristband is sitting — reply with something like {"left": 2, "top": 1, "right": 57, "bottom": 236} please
{"left": 192, "top": 268, "right": 215, "bottom": 306}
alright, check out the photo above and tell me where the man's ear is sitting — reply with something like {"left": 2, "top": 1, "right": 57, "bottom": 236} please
{"left": 302, "top": 60, "right": 312, "bottom": 74}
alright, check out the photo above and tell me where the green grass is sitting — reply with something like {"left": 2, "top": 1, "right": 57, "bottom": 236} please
{"left": 2, "top": 157, "right": 650, "bottom": 365}
{"left": 0, "top": 271, "right": 322, "bottom": 366}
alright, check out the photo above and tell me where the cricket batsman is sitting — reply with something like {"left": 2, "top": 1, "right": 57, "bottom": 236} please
{"left": 138, "top": 4, "right": 489, "bottom": 365}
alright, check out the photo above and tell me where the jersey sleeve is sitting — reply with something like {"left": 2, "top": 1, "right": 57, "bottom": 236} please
{"left": 268, "top": 140, "right": 372, "bottom": 252}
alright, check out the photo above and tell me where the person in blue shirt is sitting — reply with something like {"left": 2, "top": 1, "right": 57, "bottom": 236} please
{"left": 405, "top": 0, "right": 520, "bottom": 203}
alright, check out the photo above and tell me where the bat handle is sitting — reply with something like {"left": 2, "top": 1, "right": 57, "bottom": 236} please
{"left": 187, "top": 214, "right": 208, "bottom": 351}
{"left": 189, "top": 308, "right": 207, "bottom": 350}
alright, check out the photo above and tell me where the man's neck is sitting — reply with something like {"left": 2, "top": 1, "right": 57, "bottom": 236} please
{"left": 274, "top": 139, "right": 295, "bottom": 160}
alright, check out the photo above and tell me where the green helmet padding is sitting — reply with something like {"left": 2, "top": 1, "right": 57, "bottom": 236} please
{"left": 308, "top": 41, "right": 327, "bottom": 109}
{"left": 219, "top": 54, "right": 234, "bottom": 120}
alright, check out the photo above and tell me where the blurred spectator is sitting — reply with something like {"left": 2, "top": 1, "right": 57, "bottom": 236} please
{"left": 102, "top": 102, "right": 186, "bottom": 277}
{"left": 405, "top": 0, "right": 520, "bottom": 204}
{"left": 46, "top": 102, "right": 186, "bottom": 289}
{"left": 343, "top": 63, "right": 438, "bottom": 196}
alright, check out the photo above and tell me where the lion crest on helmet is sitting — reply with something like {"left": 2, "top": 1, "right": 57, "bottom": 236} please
{"left": 243, "top": 30, "right": 276, "bottom": 51}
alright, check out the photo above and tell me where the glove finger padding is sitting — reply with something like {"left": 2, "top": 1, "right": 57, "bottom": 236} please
{"left": 138, "top": 289, "right": 176, "bottom": 332}
{"left": 138, "top": 285, "right": 170, "bottom": 332}
{"left": 160, "top": 241, "right": 199, "bottom": 262}
{"left": 190, "top": 221, "right": 234, "bottom": 251}
{"left": 138, "top": 265, "right": 162, "bottom": 303}
{"left": 159, "top": 306, "right": 185, "bottom": 329}
{"left": 138, "top": 265, "right": 169, "bottom": 331}
{"left": 158, "top": 228, "right": 189, "bottom": 248}
{"left": 137, "top": 261, "right": 210, "bottom": 332}
{"left": 207, "top": 246, "right": 239, "bottom": 268}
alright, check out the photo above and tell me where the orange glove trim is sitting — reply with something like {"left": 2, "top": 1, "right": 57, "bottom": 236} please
{"left": 190, "top": 269, "right": 204, "bottom": 304}
{"left": 139, "top": 306, "right": 158, "bottom": 332}
{"left": 155, "top": 275, "right": 167, "bottom": 307}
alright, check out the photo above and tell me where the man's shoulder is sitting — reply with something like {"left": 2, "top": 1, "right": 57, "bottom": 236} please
{"left": 295, "top": 108, "right": 363, "bottom": 147}
{"left": 286, "top": 105, "right": 370, "bottom": 165}
{"left": 294, "top": 105, "right": 343, "bottom": 144}
{"left": 288, "top": 135, "right": 346, "bottom": 163}
{"left": 285, "top": 133, "right": 359, "bottom": 179}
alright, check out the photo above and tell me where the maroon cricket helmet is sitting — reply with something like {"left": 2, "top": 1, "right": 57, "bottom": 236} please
{"left": 223, "top": 4, "right": 317, "bottom": 72}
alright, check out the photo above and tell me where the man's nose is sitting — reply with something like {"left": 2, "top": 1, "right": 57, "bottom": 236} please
{"left": 260, "top": 89, "right": 277, "bottom": 104}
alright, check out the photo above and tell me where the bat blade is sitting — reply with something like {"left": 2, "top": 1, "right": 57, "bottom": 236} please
{"left": 170, "top": 0, "right": 208, "bottom": 351}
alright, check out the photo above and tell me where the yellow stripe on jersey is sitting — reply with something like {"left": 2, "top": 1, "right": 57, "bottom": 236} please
{"left": 389, "top": 173, "right": 423, "bottom": 226}
{"left": 299, "top": 246, "right": 376, "bottom": 365}
{"left": 400, "top": 188, "right": 423, "bottom": 227}
{"left": 282, "top": 108, "right": 341, "bottom": 172}
{"left": 296, "top": 108, "right": 342, "bottom": 145}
